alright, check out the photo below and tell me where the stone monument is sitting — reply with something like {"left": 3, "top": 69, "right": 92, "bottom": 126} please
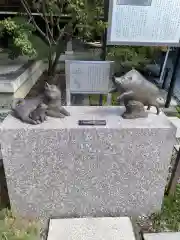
{"left": 0, "top": 106, "right": 176, "bottom": 225}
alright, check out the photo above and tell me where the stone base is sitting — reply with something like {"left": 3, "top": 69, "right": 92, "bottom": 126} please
{"left": 47, "top": 217, "right": 136, "bottom": 240}
{"left": 0, "top": 107, "right": 176, "bottom": 224}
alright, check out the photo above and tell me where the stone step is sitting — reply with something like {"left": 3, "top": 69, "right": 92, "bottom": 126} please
{"left": 47, "top": 217, "right": 136, "bottom": 240}
{"left": 144, "top": 232, "right": 180, "bottom": 240}
{"left": 162, "top": 106, "right": 178, "bottom": 117}
{"left": 167, "top": 117, "right": 180, "bottom": 138}
{"left": 0, "top": 57, "right": 46, "bottom": 111}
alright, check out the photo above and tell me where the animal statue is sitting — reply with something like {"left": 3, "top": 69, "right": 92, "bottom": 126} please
{"left": 11, "top": 96, "right": 44, "bottom": 125}
{"left": 12, "top": 82, "right": 70, "bottom": 124}
{"left": 43, "top": 82, "right": 70, "bottom": 118}
{"left": 110, "top": 69, "right": 160, "bottom": 117}
{"left": 29, "top": 103, "right": 48, "bottom": 123}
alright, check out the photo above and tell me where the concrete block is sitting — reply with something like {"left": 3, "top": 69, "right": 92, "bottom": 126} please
{"left": 168, "top": 117, "right": 180, "bottom": 138}
{"left": 0, "top": 60, "right": 43, "bottom": 93}
{"left": 0, "top": 60, "right": 46, "bottom": 109}
{"left": 47, "top": 217, "right": 136, "bottom": 240}
{"left": 0, "top": 107, "right": 176, "bottom": 224}
{"left": 144, "top": 232, "right": 180, "bottom": 240}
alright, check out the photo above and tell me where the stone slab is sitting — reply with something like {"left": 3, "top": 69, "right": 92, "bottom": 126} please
{"left": 168, "top": 117, "right": 180, "bottom": 138}
{"left": 0, "top": 54, "right": 29, "bottom": 75}
{"left": 144, "top": 232, "right": 180, "bottom": 240}
{"left": 0, "top": 107, "right": 176, "bottom": 224}
{"left": 0, "top": 60, "right": 46, "bottom": 109}
{"left": 47, "top": 217, "right": 136, "bottom": 240}
{"left": 0, "top": 60, "right": 44, "bottom": 93}
{"left": 162, "top": 106, "right": 178, "bottom": 117}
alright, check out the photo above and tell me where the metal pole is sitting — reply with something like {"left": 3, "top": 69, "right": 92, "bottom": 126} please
{"left": 165, "top": 47, "right": 180, "bottom": 108}
{"left": 159, "top": 47, "right": 170, "bottom": 83}
{"left": 162, "top": 68, "right": 170, "bottom": 89}
{"left": 99, "top": 0, "right": 109, "bottom": 106}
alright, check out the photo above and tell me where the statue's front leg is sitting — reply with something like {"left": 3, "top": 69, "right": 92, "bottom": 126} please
{"left": 21, "top": 116, "right": 39, "bottom": 125}
{"left": 117, "top": 91, "right": 134, "bottom": 103}
{"left": 47, "top": 109, "right": 65, "bottom": 118}
{"left": 59, "top": 107, "right": 70, "bottom": 116}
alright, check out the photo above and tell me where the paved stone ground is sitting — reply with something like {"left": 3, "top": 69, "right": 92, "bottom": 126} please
{"left": 144, "top": 232, "right": 180, "bottom": 240}
{"left": 47, "top": 217, "right": 136, "bottom": 240}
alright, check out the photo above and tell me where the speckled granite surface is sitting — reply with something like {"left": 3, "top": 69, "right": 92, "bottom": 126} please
{"left": 0, "top": 107, "right": 176, "bottom": 224}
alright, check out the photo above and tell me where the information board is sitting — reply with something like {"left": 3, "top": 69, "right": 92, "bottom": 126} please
{"left": 65, "top": 61, "right": 113, "bottom": 94}
{"left": 107, "top": 0, "right": 180, "bottom": 46}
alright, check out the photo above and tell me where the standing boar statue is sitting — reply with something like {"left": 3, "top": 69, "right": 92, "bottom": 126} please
{"left": 109, "top": 69, "right": 161, "bottom": 119}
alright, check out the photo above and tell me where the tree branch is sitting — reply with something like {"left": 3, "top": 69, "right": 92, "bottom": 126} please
{"left": 41, "top": 0, "right": 56, "bottom": 44}
{"left": 20, "top": 0, "right": 50, "bottom": 46}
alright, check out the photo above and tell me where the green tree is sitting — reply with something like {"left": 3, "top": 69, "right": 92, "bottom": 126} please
{"left": 0, "top": 17, "right": 37, "bottom": 60}
{"left": 18, "top": 0, "right": 105, "bottom": 77}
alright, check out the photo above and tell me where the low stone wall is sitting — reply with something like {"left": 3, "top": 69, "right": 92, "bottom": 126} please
{"left": 0, "top": 59, "right": 46, "bottom": 110}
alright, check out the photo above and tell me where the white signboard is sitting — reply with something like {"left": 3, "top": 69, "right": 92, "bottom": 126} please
{"left": 107, "top": 0, "right": 180, "bottom": 46}
{"left": 65, "top": 61, "right": 113, "bottom": 94}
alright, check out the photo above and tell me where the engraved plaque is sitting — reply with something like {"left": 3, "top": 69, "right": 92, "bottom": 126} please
{"left": 78, "top": 120, "right": 106, "bottom": 126}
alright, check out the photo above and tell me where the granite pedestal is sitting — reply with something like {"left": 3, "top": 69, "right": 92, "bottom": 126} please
{"left": 0, "top": 107, "right": 176, "bottom": 223}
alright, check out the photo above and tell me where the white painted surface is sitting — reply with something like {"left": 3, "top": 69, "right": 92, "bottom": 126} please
{"left": 47, "top": 217, "right": 136, "bottom": 240}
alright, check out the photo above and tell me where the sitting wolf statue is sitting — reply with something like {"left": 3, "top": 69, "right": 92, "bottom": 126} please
{"left": 110, "top": 69, "right": 161, "bottom": 119}
{"left": 12, "top": 82, "right": 70, "bottom": 124}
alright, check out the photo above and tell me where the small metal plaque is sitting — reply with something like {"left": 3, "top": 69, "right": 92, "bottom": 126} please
{"left": 78, "top": 120, "right": 106, "bottom": 126}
